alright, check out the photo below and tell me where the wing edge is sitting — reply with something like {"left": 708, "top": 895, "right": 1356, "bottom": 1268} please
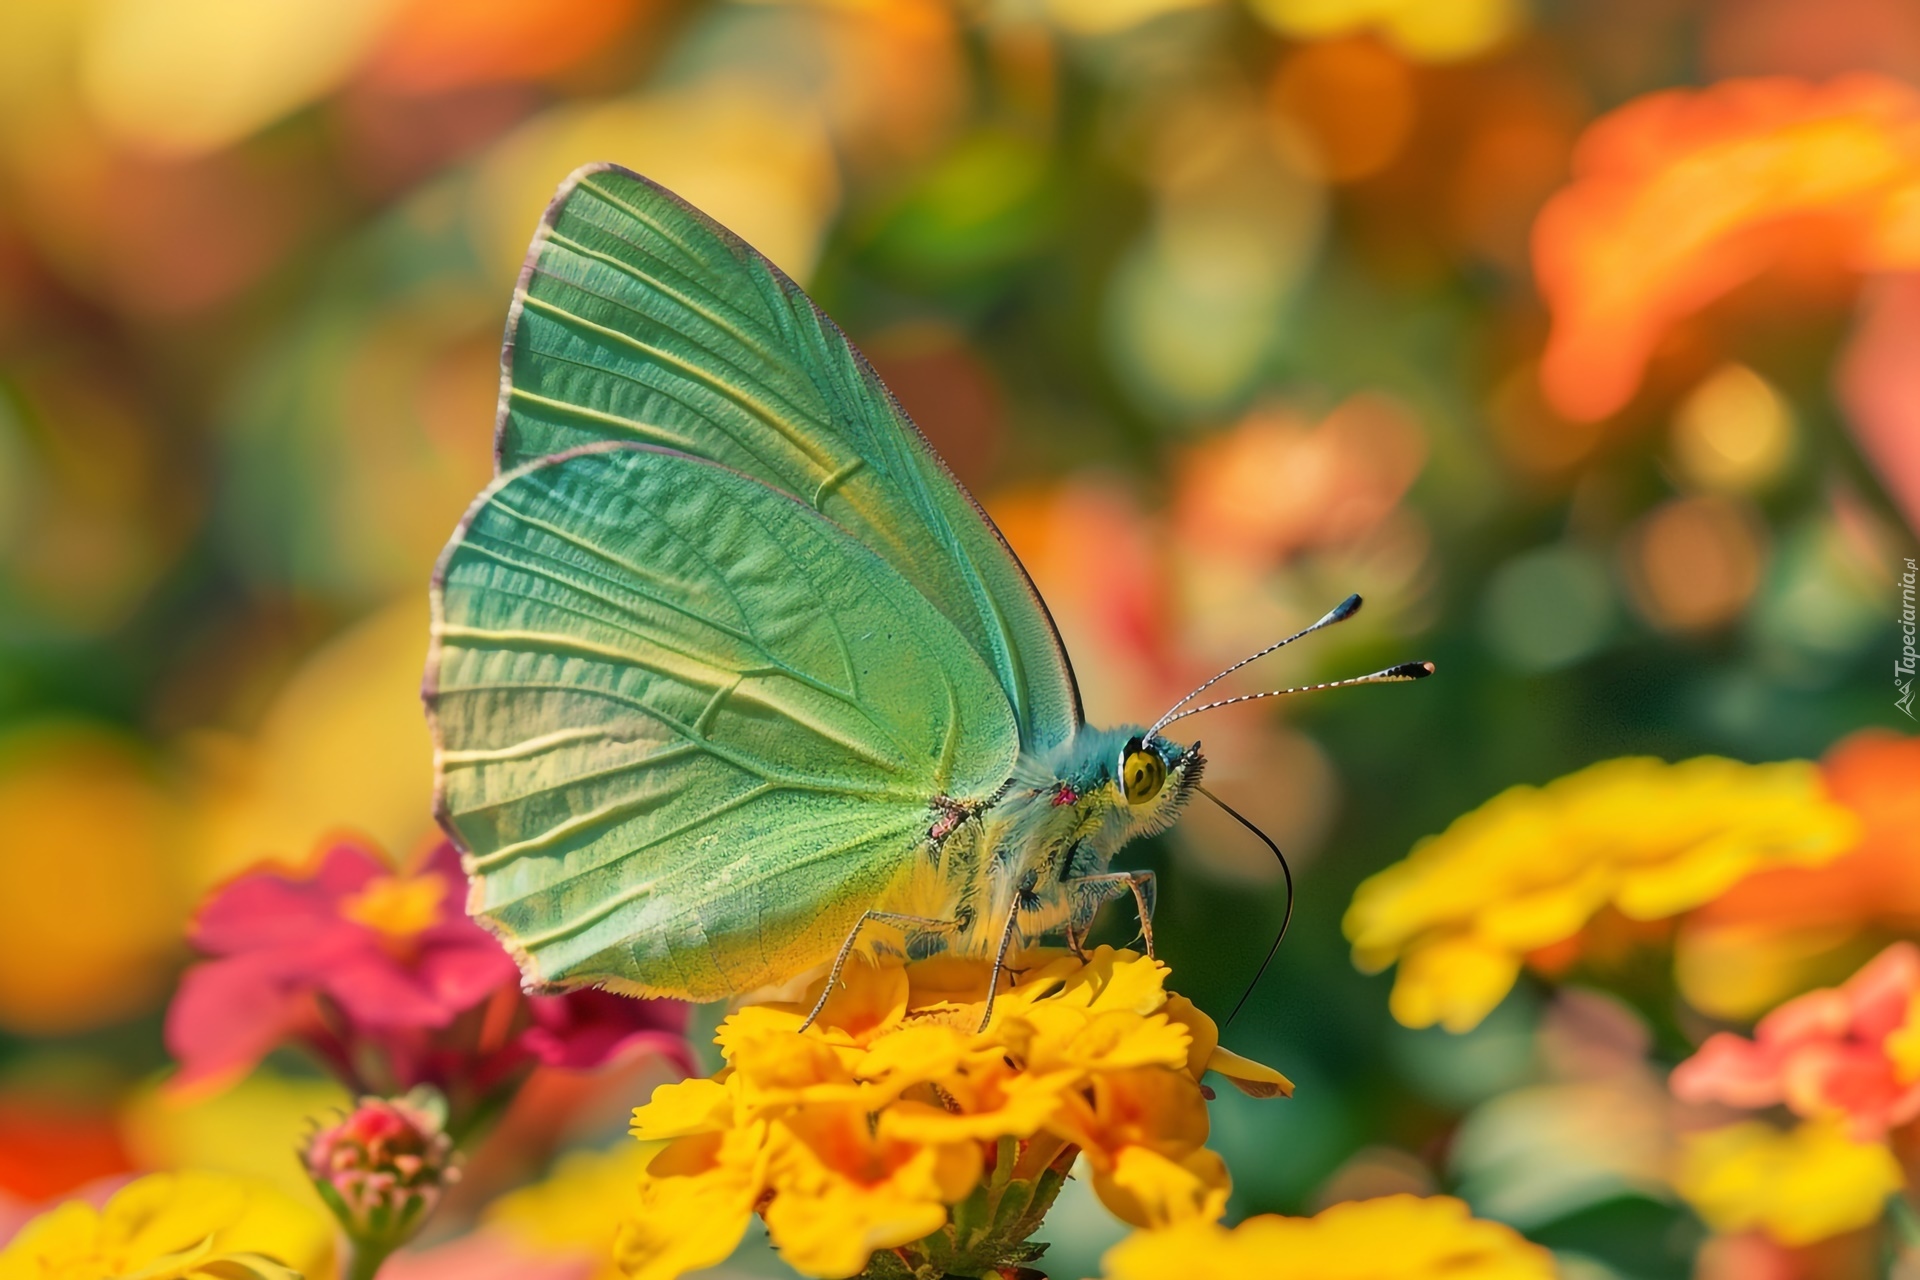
{"left": 490, "top": 160, "right": 1085, "bottom": 734}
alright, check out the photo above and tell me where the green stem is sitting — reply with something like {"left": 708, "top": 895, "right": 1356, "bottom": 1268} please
{"left": 343, "top": 1240, "right": 394, "bottom": 1280}
{"left": 1889, "top": 1191, "right": 1920, "bottom": 1248}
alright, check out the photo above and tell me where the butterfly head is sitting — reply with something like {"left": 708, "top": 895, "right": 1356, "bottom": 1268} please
{"left": 1112, "top": 732, "right": 1203, "bottom": 835}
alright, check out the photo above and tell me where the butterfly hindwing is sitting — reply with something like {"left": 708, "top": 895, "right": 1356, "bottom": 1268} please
{"left": 428, "top": 442, "right": 1020, "bottom": 999}
{"left": 497, "top": 163, "right": 1081, "bottom": 752}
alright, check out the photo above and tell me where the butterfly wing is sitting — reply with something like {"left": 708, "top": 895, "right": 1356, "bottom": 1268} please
{"left": 428, "top": 442, "right": 1020, "bottom": 999}
{"left": 495, "top": 163, "right": 1080, "bottom": 751}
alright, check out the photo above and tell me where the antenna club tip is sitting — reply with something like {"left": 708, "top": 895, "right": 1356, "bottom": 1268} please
{"left": 1404, "top": 661, "right": 1436, "bottom": 678}
{"left": 1330, "top": 593, "right": 1362, "bottom": 622}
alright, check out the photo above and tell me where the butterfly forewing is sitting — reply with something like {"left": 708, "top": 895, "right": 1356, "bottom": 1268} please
{"left": 497, "top": 163, "right": 1080, "bottom": 750}
{"left": 429, "top": 443, "right": 1020, "bottom": 999}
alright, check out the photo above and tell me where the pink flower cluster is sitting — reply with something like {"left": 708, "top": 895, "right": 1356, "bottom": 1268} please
{"left": 166, "top": 839, "right": 690, "bottom": 1115}
{"left": 306, "top": 1094, "right": 457, "bottom": 1244}
{"left": 1672, "top": 941, "right": 1920, "bottom": 1140}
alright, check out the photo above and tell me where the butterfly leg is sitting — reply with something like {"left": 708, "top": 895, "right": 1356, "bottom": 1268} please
{"left": 1063, "top": 918, "right": 1088, "bottom": 962}
{"left": 977, "top": 894, "right": 1026, "bottom": 1033}
{"left": 799, "top": 909, "right": 958, "bottom": 1032}
{"left": 1061, "top": 871, "right": 1158, "bottom": 958}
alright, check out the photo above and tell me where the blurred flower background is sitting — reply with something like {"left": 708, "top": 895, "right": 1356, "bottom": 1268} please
{"left": 0, "top": 1, "right": 1916, "bottom": 1277}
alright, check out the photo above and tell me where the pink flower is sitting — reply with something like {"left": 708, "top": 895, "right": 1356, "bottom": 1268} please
{"left": 1672, "top": 941, "right": 1920, "bottom": 1140}
{"left": 166, "top": 838, "right": 690, "bottom": 1106}
{"left": 521, "top": 988, "right": 688, "bottom": 1071}
{"left": 167, "top": 840, "right": 517, "bottom": 1090}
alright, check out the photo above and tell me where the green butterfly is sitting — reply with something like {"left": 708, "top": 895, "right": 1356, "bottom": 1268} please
{"left": 425, "top": 164, "right": 1428, "bottom": 1019}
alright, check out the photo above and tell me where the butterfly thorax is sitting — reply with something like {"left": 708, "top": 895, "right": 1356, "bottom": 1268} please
{"left": 875, "top": 726, "right": 1203, "bottom": 958}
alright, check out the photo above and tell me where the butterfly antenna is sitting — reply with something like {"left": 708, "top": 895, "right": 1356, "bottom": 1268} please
{"left": 1199, "top": 784, "right": 1292, "bottom": 1031}
{"left": 1147, "top": 594, "right": 1363, "bottom": 738}
{"left": 1155, "top": 661, "right": 1434, "bottom": 731}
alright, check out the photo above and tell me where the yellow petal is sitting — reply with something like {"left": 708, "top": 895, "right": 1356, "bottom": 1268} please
{"left": 853, "top": 1022, "right": 974, "bottom": 1086}
{"left": 761, "top": 1128, "right": 964, "bottom": 1279}
{"left": 763, "top": 1180, "right": 948, "bottom": 1280}
{"left": 0, "top": 1171, "right": 334, "bottom": 1280}
{"left": 486, "top": 1141, "right": 657, "bottom": 1275}
{"left": 1073, "top": 947, "right": 1174, "bottom": 1016}
{"left": 1024, "top": 1005, "right": 1191, "bottom": 1076}
{"left": 1091, "top": 1146, "right": 1230, "bottom": 1229}
{"left": 714, "top": 1005, "right": 805, "bottom": 1058}
{"left": 1204, "top": 1045, "right": 1295, "bottom": 1099}
{"left": 728, "top": 1031, "right": 862, "bottom": 1116}
{"left": 615, "top": 1147, "right": 761, "bottom": 1280}
{"left": 1097, "top": 1216, "right": 1238, "bottom": 1280}
{"left": 1098, "top": 1195, "right": 1557, "bottom": 1280}
{"left": 877, "top": 1074, "right": 1070, "bottom": 1145}
{"left": 629, "top": 1078, "right": 734, "bottom": 1141}
{"left": 799, "top": 953, "right": 911, "bottom": 1042}
{"left": 1161, "top": 994, "right": 1220, "bottom": 1081}
{"left": 1676, "top": 1119, "right": 1903, "bottom": 1246}
{"left": 1388, "top": 935, "right": 1521, "bottom": 1033}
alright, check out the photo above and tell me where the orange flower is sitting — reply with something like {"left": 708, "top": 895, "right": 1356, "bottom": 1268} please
{"left": 362, "top": 0, "right": 653, "bottom": 95}
{"left": 1672, "top": 942, "right": 1920, "bottom": 1140}
{"left": 1172, "top": 396, "right": 1425, "bottom": 568}
{"left": 1533, "top": 74, "right": 1920, "bottom": 421}
{"left": 1677, "top": 730, "right": 1920, "bottom": 1019}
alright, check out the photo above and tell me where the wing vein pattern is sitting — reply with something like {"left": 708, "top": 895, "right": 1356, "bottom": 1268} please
{"left": 429, "top": 443, "right": 1019, "bottom": 999}
{"left": 494, "top": 164, "right": 1080, "bottom": 745}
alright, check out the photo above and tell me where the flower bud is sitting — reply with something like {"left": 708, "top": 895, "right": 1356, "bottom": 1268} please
{"left": 305, "top": 1089, "right": 458, "bottom": 1254}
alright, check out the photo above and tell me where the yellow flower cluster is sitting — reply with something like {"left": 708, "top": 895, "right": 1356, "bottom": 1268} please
{"left": 0, "top": 1170, "right": 334, "bottom": 1280}
{"left": 615, "top": 947, "right": 1291, "bottom": 1280}
{"left": 1345, "top": 756, "right": 1860, "bottom": 1032}
{"left": 1099, "top": 1194, "right": 1557, "bottom": 1280}
{"left": 1675, "top": 1119, "right": 1904, "bottom": 1247}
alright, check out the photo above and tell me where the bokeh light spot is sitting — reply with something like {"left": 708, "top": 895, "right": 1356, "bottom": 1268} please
{"left": 0, "top": 723, "right": 186, "bottom": 1035}
{"left": 1270, "top": 38, "right": 1415, "bottom": 184}
{"left": 1671, "top": 363, "right": 1796, "bottom": 493}
{"left": 79, "top": 0, "right": 398, "bottom": 158}
{"left": 1250, "top": 0, "right": 1526, "bottom": 63}
{"left": 1621, "top": 495, "right": 1768, "bottom": 633}
{"left": 1480, "top": 544, "right": 1616, "bottom": 672}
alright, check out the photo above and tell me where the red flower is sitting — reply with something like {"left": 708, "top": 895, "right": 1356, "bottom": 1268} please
{"left": 166, "top": 838, "right": 690, "bottom": 1108}
{"left": 1672, "top": 941, "right": 1920, "bottom": 1140}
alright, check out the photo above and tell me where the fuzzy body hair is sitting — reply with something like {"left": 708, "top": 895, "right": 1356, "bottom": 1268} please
{"left": 874, "top": 724, "right": 1202, "bottom": 958}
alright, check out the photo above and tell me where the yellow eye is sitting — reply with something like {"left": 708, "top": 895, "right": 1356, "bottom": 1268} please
{"left": 1122, "top": 747, "right": 1166, "bottom": 806}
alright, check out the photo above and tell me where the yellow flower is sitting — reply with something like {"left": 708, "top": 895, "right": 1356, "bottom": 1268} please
{"left": 616, "top": 947, "right": 1289, "bottom": 1280}
{"left": 0, "top": 1170, "right": 335, "bottom": 1280}
{"left": 1345, "top": 756, "right": 1860, "bottom": 1032}
{"left": 1246, "top": 0, "right": 1526, "bottom": 62}
{"left": 1098, "top": 1194, "right": 1557, "bottom": 1279}
{"left": 121, "top": 1069, "right": 352, "bottom": 1208}
{"left": 1675, "top": 1119, "right": 1902, "bottom": 1246}
{"left": 485, "top": 1142, "right": 654, "bottom": 1280}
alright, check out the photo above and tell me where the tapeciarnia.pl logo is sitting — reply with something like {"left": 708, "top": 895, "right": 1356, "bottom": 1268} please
{"left": 1900, "top": 556, "right": 1917, "bottom": 720}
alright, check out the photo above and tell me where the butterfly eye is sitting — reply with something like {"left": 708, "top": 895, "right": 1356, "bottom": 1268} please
{"left": 1121, "top": 746, "right": 1166, "bottom": 806}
